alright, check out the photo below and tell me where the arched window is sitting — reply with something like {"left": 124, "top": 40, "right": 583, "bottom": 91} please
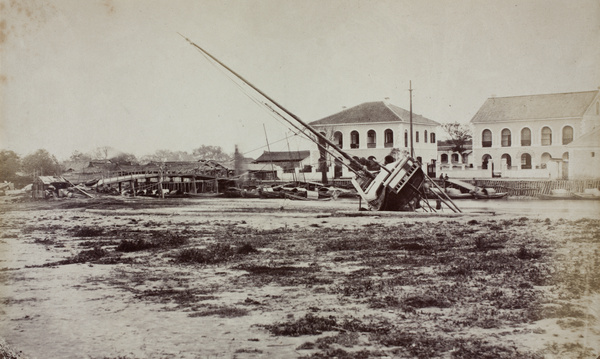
{"left": 521, "top": 153, "right": 532, "bottom": 169}
{"left": 430, "top": 132, "right": 436, "bottom": 143}
{"left": 404, "top": 130, "right": 408, "bottom": 148}
{"left": 482, "top": 154, "right": 492, "bottom": 169}
{"left": 501, "top": 129, "right": 511, "bottom": 147}
{"left": 415, "top": 131, "right": 420, "bottom": 143}
{"left": 482, "top": 129, "right": 492, "bottom": 147}
{"left": 333, "top": 131, "right": 343, "bottom": 148}
{"left": 384, "top": 129, "right": 394, "bottom": 147}
{"left": 562, "top": 126, "right": 573, "bottom": 145}
{"left": 350, "top": 131, "right": 360, "bottom": 149}
{"left": 367, "top": 130, "right": 376, "bottom": 148}
{"left": 441, "top": 154, "right": 448, "bottom": 163}
{"left": 424, "top": 130, "right": 428, "bottom": 143}
{"left": 501, "top": 153, "right": 512, "bottom": 169}
{"left": 451, "top": 153, "right": 459, "bottom": 163}
{"left": 541, "top": 127, "right": 552, "bottom": 146}
{"left": 462, "top": 153, "right": 469, "bottom": 164}
{"left": 541, "top": 152, "right": 551, "bottom": 168}
{"left": 521, "top": 128, "right": 531, "bottom": 146}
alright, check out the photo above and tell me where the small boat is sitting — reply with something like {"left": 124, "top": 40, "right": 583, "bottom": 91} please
{"left": 259, "top": 186, "right": 284, "bottom": 199}
{"left": 425, "top": 187, "right": 472, "bottom": 199}
{"left": 223, "top": 187, "right": 243, "bottom": 198}
{"left": 472, "top": 188, "right": 508, "bottom": 199}
{"left": 436, "top": 178, "right": 507, "bottom": 199}
{"left": 240, "top": 186, "right": 261, "bottom": 198}
{"left": 185, "top": 192, "right": 223, "bottom": 198}
{"left": 572, "top": 188, "right": 600, "bottom": 200}
{"left": 539, "top": 189, "right": 577, "bottom": 200}
{"left": 284, "top": 192, "right": 332, "bottom": 201}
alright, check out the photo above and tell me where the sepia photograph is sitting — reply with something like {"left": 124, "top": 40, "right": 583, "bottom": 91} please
{"left": 1, "top": 0, "right": 599, "bottom": 358}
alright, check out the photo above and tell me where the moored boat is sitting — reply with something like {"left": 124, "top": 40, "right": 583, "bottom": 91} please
{"left": 572, "top": 188, "right": 600, "bottom": 200}
{"left": 539, "top": 189, "right": 578, "bottom": 200}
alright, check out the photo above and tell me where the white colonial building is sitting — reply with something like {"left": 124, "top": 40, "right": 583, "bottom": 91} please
{"left": 309, "top": 101, "right": 440, "bottom": 178}
{"left": 470, "top": 90, "right": 600, "bottom": 179}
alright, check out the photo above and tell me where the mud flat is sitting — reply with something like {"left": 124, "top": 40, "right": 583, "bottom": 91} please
{"left": 0, "top": 197, "right": 599, "bottom": 358}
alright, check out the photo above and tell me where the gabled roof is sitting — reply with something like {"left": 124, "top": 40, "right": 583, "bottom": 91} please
{"left": 254, "top": 151, "right": 310, "bottom": 163}
{"left": 37, "top": 176, "right": 68, "bottom": 185}
{"left": 568, "top": 127, "right": 600, "bottom": 148}
{"left": 470, "top": 90, "right": 599, "bottom": 124}
{"left": 309, "top": 101, "right": 440, "bottom": 127}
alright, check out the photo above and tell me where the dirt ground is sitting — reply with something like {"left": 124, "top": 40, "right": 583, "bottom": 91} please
{"left": 0, "top": 196, "right": 599, "bottom": 359}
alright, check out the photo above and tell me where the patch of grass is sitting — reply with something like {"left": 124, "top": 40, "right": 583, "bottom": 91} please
{"left": 556, "top": 318, "right": 585, "bottom": 329}
{"left": 69, "top": 247, "right": 108, "bottom": 263}
{"left": 116, "top": 231, "right": 189, "bottom": 252}
{"left": 33, "top": 237, "right": 55, "bottom": 245}
{"left": 516, "top": 246, "right": 543, "bottom": 260}
{"left": 263, "top": 313, "right": 338, "bottom": 336}
{"left": 543, "top": 342, "right": 594, "bottom": 359}
{"left": 175, "top": 242, "right": 257, "bottom": 264}
{"left": 474, "top": 235, "right": 506, "bottom": 251}
{"left": 116, "top": 238, "right": 156, "bottom": 252}
{"left": 316, "top": 332, "right": 360, "bottom": 349}
{"left": 375, "top": 332, "right": 541, "bottom": 359}
{"left": 297, "top": 342, "right": 315, "bottom": 350}
{"left": 529, "top": 303, "right": 587, "bottom": 321}
{"left": 71, "top": 227, "right": 105, "bottom": 237}
{"left": 28, "top": 247, "right": 111, "bottom": 268}
{"left": 402, "top": 294, "right": 452, "bottom": 310}
{"left": 302, "top": 348, "right": 375, "bottom": 359}
{"left": 240, "top": 265, "right": 316, "bottom": 276}
{"left": 189, "top": 306, "right": 249, "bottom": 318}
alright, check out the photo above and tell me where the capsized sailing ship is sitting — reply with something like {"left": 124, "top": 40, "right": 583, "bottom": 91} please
{"left": 351, "top": 156, "right": 425, "bottom": 211}
{"left": 180, "top": 35, "right": 458, "bottom": 212}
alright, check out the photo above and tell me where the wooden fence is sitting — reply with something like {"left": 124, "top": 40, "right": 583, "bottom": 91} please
{"left": 472, "top": 179, "right": 600, "bottom": 197}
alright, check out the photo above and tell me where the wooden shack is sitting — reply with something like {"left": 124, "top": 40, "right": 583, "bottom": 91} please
{"left": 32, "top": 176, "right": 71, "bottom": 199}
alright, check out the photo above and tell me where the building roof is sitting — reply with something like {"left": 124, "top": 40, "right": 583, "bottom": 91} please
{"left": 246, "top": 163, "right": 283, "bottom": 172}
{"left": 567, "top": 127, "right": 600, "bottom": 148}
{"left": 309, "top": 101, "right": 440, "bottom": 127}
{"left": 470, "top": 90, "right": 599, "bottom": 124}
{"left": 37, "top": 176, "right": 68, "bottom": 185}
{"left": 254, "top": 151, "right": 310, "bottom": 163}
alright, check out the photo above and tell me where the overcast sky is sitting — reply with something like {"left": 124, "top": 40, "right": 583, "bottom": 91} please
{"left": 1, "top": 0, "right": 599, "bottom": 160}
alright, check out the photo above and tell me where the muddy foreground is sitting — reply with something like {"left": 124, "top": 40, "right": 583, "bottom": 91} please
{"left": 0, "top": 197, "right": 599, "bottom": 359}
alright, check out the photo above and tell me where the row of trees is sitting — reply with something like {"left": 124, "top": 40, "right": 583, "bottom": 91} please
{"left": 0, "top": 145, "right": 233, "bottom": 183}
{"left": 0, "top": 124, "right": 471, "bottom": 184}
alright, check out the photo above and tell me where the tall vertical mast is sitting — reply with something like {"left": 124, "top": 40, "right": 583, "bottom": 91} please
{"left": 409, "top": 81, "right": 414, "bottom": 158}
{"left": 263, "top": 124, "right": 276, "bottom": 180}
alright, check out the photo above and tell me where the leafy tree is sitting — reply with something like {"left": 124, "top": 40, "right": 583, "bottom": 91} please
{"left": 92, "top": 146, "right": 116, "bottom": 160}
{"left": 192, "top": 145, "right": 232, "bottom": 162}
{"left": 110, "top": 152, "right": 138, "bottom": 164}
{"left": 21, "top": 149, "right": 61, "bottom": 176}
{"left": 0, "top": 150, "right": 21, "bottom": 181}
{"left": 141, "top": 149, "right": 195, "bottom": 163}
{"left": 441, "top": 122, "right": 472, "bottom": 154}
{"left": 69, "top": 150, "right": 92, "bottom": 162}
